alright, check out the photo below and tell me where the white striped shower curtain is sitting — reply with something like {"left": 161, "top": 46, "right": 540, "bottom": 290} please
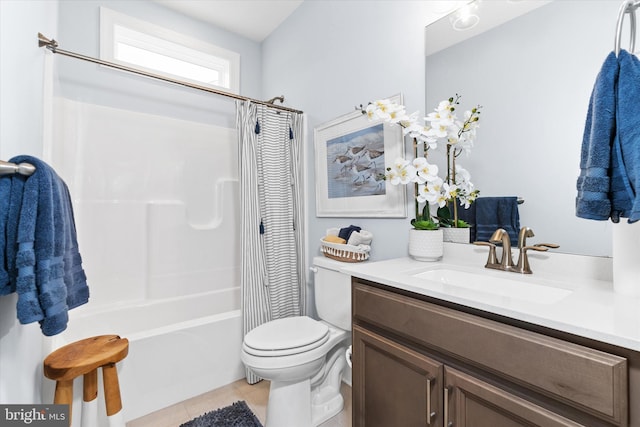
{"left": 236, "top": 101, "right": 306, "bottom": 384}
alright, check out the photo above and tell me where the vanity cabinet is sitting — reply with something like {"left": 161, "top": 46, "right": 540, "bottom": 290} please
{"left": 352, "top": 279, "right": 632, "bottom": 427}
{"left": 353, "top": 325, "right": 443, "bottom": 427}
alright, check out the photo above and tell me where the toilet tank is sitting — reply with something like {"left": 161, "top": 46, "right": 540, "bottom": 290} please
{"left": 312, "top": 256, "right": 352, "bottom": 330}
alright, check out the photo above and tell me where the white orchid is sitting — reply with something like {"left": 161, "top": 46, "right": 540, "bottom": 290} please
{"left": 412, "top": 157, "right": 439, "bottom": 184}
{"left": 385, "top": 158, "right": 415, "bottom": 185}
{"left": 452, "top": 165, "right": 479, "bottom": 208}
{"left": 416, "top": 182, "right": 439, "bottom": 204}
{"left": 361, "top": 95, "right": 482, "bottom": 228}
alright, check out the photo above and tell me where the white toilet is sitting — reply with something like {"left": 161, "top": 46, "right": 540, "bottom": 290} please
{"left": 241, "top": 256, "right": 351, "bottom": 427}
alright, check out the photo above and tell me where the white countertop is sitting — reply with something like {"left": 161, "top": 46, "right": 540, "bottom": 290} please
{"left": 337, "top": 243, "right": 640, "bottom": 352}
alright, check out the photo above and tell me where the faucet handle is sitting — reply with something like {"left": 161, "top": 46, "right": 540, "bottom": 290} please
{"left": 533, "top": 243, "right": 560, "bottom": 249}
{"left": 523, "top": 245, "right": 549, "bottom": 253}
{"left": 473, "top": 241, "right": 498, "bottom": 267}
{"left": 514, "top": 245, "right": 550, "bottom": 274}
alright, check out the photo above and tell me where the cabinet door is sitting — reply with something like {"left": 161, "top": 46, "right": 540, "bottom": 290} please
{"left": 443, "top": 367, "right": 586, "bottom": 427}
{"left": 353, "top": 325, "right": 443, "bottom": 427}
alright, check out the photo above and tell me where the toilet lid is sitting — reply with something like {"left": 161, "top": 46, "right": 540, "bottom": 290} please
{"left": 243, "top": 316, "right": 330, "bottom": 356}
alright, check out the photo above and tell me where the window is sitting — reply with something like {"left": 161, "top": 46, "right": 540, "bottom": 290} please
{"left": 100, "top": 8, "right": 240, "bottom": 93}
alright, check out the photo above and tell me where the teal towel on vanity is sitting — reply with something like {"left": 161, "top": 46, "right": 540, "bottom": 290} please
{"left": 4, "top": 156, "right": 89, "bottom": 336}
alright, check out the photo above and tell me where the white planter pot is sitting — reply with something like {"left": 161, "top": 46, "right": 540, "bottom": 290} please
{"left": 442, "top": 227, "right": 471, "bottom": 244}
{"left": 408, "top": 229, "right": 443, "bottom": 262}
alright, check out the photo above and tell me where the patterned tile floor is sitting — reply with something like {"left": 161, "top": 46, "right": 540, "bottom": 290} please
{"left": 126, "top": 379, "right": 352, "bottom": 427}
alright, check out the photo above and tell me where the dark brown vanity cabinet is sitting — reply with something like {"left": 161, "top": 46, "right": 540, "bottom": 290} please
{"left": 352, "top": 279, "right": 634, "bottom": 427}
{"left": 353, "top": 325, "right": 443, "bottom": 427}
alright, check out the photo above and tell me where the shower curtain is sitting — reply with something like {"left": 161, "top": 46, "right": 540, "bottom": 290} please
{"left": 236, "top": 101, "right": 306, "bottom": 384}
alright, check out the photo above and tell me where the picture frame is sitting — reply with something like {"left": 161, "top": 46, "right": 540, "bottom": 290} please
{"left": 314, "top": 93, "right": 407, "bottom": 218}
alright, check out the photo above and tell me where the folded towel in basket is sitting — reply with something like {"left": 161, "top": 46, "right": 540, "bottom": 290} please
{"left": 338, "top": 225, "right": 361, "bottom": 241}
{"left": 347, "top": 230, "right": 373, "bottom": 246}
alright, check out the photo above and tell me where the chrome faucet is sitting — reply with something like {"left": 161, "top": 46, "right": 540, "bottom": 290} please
{"left": 474, "top": 227, "right": 559, "bottom": 274}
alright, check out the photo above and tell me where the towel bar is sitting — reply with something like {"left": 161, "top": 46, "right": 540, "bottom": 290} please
{"left": 0, "top": 160, "right": 35, "bottom": 176}
{"left": 615, "top": 0, "right": 640, "bottom": 56}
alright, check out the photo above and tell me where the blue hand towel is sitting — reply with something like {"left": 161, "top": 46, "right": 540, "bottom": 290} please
{"left": 455, "top": 200, "right": 476, "bottom": 242}
{"left": 5, "top": 174, "right": 27, "bottom": 295}
{"left": 474, "top": 197, "right": 520, "bottom": 246}
{"left": 576, "top": 51, "right": 623, "bottom": 221}
{"left": 0, "top": 176, "right": 12, "bottom": 292}
{"left": 614, "top": 50, "right": 640, "bottom": 223}
{"left": 7, "top": 155, "right": 89, "bottom": 336}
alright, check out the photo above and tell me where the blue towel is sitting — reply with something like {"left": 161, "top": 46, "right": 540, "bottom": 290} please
{"left": 474, "top": 197, "right": 520, "bottom": 246}
{"left": 5, "top": 156, "right": 89, "bottom": 336}
{"left": 338, "top": 225, "right": 361, "bottom": 241}
{"left": 0, "top": 176, "right": 12, "bottom": 291}
{"left": 456, "top": 200, "right": 476, "bottom": 242}
{"left": 576, "top": 51, "right": 623, "bottom": 221}
{"left": 5, "top": 174, "right": 26, "bottom": 295}
{"left": 615, "top": 50, "right": 640, "bottom": 222}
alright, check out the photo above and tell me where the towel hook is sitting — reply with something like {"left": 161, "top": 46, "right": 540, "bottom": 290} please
{"left": 615, "top": 0, "right": 640, "bottom": 56}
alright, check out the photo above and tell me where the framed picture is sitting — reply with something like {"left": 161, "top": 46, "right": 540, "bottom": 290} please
{"left": 314, "top": 93, "right": 407, "bottom": 218}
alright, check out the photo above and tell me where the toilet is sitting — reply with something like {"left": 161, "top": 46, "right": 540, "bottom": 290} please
{"left": 241, "top": 256, "right": 351, "bottom": 427}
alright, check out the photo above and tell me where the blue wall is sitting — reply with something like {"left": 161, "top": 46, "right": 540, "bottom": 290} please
{"left": 56, "top": 0, "right": 263, "bottom": 128}
{"left": 263, "top": 1, "right": 436, "bottom": 262}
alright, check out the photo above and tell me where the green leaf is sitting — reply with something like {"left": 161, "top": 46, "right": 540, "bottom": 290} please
{"left": 437, "top": 206, "right": 452, "bottom": 220}
{"left": 412, "top": 220, "right": 439, "bottom": 230}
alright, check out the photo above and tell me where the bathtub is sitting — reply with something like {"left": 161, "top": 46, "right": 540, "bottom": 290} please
{"left": 42, "top": 287, "right": 244, "bottom": 425}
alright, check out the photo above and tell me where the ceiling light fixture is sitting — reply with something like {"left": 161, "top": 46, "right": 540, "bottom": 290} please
{"left": 450, "top": 1, "right": 480, "bottom": 31}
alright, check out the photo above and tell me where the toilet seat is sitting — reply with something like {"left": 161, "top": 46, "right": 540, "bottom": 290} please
{"left": 243, "top": 316, "right": 330, "bottom": 357}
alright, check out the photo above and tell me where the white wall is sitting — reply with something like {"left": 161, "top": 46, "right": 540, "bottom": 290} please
{"left": 262, "top": 1, "right": 437, "bottom": 262}
{"left": 0, "top": 0, "right": 59, "bottom": 404}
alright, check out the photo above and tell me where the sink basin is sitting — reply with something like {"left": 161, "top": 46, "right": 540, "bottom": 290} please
{"left": 412, "top": 268, "right": 572, "bottom": 304}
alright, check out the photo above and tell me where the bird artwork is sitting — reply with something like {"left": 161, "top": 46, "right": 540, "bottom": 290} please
{"left": 361, "top": 148, "right": 384, "bottom": 169}
{"left": 325, "top": 123, "right": 387, "bottom": 199}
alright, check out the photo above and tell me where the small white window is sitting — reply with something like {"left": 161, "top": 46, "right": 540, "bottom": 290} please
{"left": 100, "top": 8, "right": 240, "bottom": 93}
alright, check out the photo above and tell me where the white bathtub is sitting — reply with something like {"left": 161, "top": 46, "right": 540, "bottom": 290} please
{"left": 42, "top": 287, "right": 244, "bottom": 425}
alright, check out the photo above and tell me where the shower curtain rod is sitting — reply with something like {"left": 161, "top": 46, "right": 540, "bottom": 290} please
{"left": 37, "top": 33, "right": 304, "bottom": 114}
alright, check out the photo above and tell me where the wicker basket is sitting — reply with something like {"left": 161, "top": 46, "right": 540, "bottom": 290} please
{"left": 320, "top": 239, "right": 370, "bottom": 263}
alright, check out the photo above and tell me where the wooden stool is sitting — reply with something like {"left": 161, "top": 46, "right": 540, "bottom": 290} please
{"left": 43, "top": 335, "right": 129, "bottom": 426}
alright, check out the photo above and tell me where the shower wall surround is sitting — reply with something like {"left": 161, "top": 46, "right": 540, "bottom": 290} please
{"left": 51, "top": 99, "right": 240, "bottom": 307}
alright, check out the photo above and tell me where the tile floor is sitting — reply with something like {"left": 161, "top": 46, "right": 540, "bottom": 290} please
{"left": 126, "top": 379, "right": 352, "bottom": 427}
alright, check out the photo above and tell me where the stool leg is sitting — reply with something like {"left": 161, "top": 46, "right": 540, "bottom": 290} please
{"left": 82, "top": 370, "right": 98, "bottom": 427}
{"left": 102, "top": 363, "right": 125, "bottom": 427}
{"left": 53, "top": 379, "right": 73, "bottom": 426}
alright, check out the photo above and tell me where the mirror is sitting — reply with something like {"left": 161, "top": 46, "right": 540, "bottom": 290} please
{"left": 425, "top": 0, "right": 628, "bottom": 257}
